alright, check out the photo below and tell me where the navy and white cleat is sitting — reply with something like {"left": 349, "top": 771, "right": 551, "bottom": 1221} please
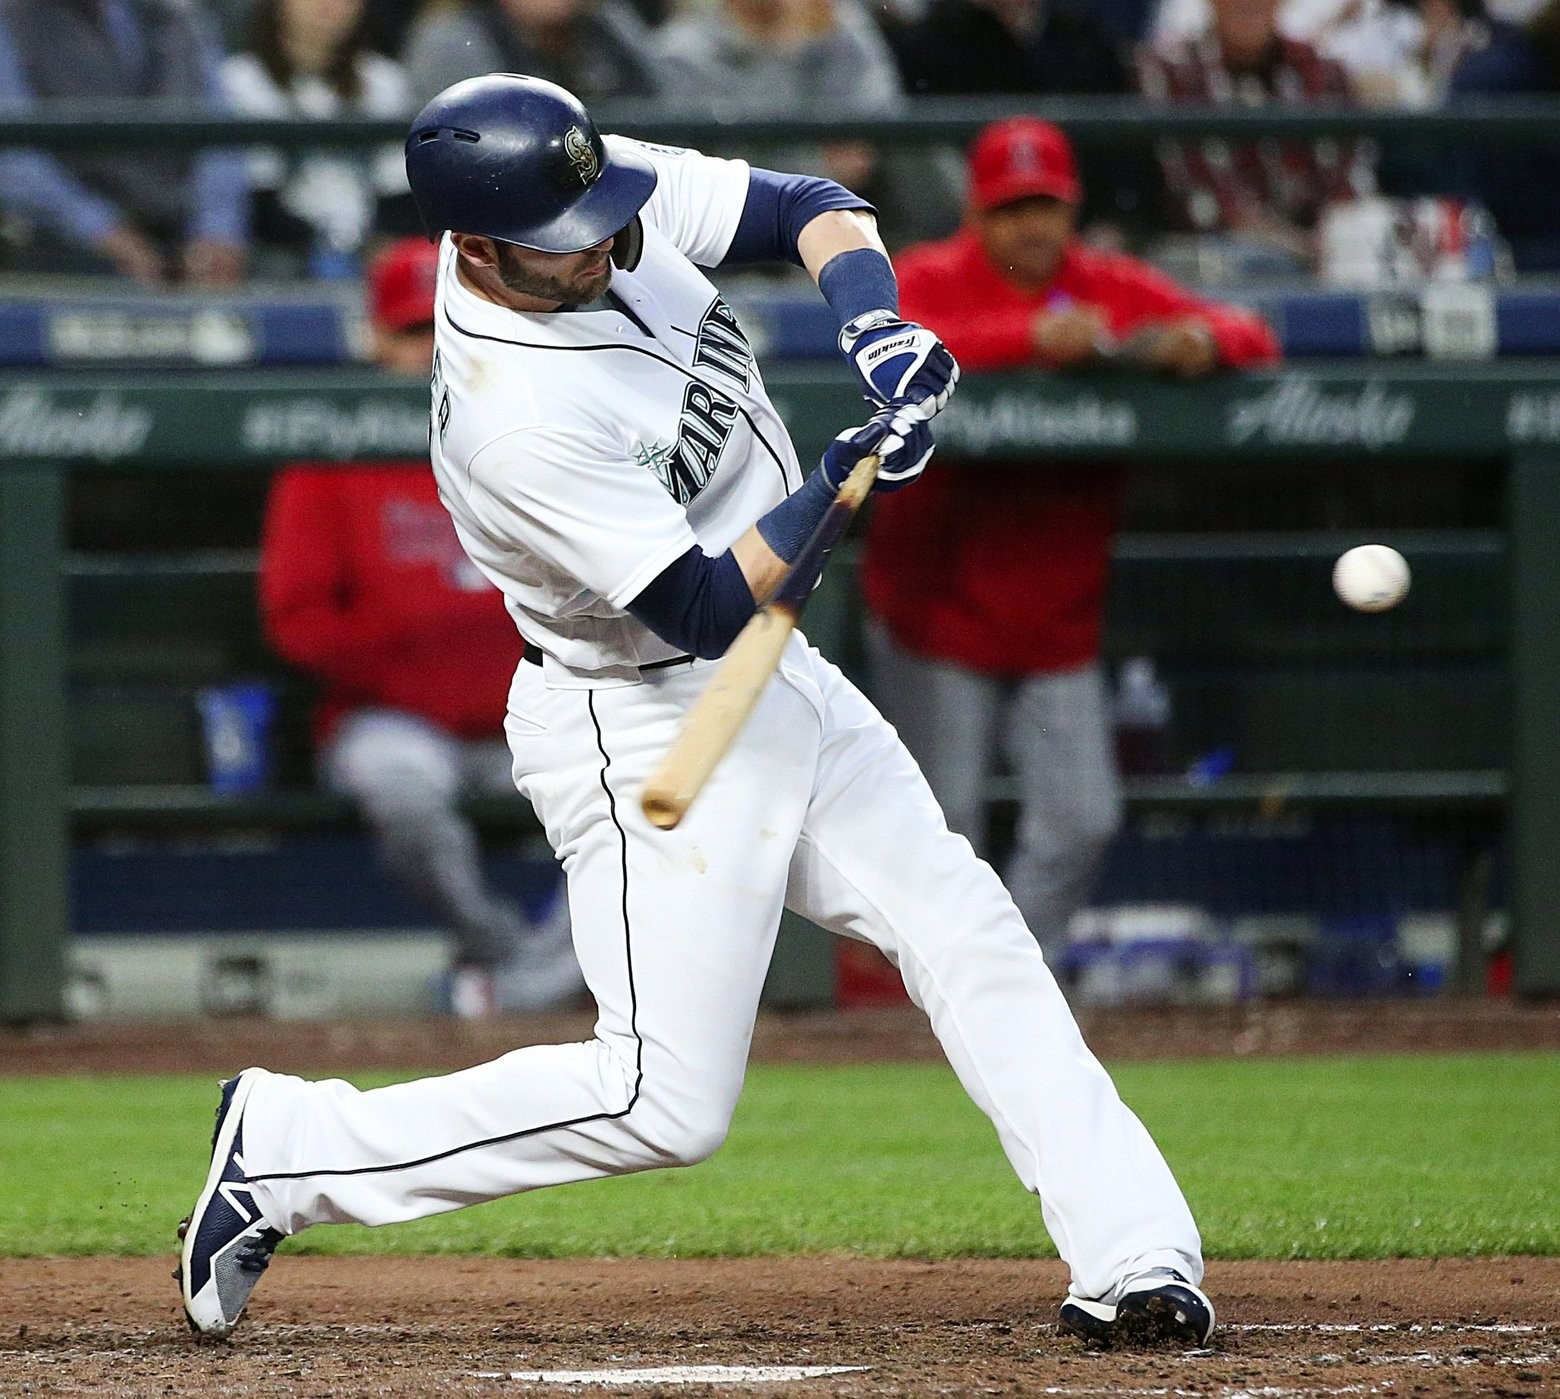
{"left": 176, "top": 1069, "right": 284, "bottom": 1338}
{"left": 1059, "top": 1268, "right": 1215, "bottom": 1348}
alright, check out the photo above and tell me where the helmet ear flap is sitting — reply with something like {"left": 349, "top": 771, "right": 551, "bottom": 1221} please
{"left": 610, "top": 216, "right": 643, "bottom": 272}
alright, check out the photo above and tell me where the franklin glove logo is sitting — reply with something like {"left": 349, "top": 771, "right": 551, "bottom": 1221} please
{"left": 565, "top": 127, "right": 600, "bottom": 186}
{"left": 863, "top": 334, "right": 918, "bottom": 368}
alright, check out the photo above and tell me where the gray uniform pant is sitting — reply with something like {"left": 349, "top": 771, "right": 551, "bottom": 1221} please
{"left": 323, "top": 709, "right": 527, "bottom": 972}
{"left": 868, "top": 624, "right": 1123, "bottom": 959}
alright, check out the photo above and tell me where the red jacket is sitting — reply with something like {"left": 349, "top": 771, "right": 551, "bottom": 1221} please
{"left": 863, "top": 231, "right": 1279, "bottom": 673}
{"left": 260, "top": 464, "right": 522, "bottom": 742}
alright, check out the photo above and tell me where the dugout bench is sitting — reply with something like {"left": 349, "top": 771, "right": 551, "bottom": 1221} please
{"left": 1, "top": 363, "right": 1554, "bottom": 1020}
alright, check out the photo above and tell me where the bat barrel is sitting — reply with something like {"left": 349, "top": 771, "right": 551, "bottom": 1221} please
{"left": 637, "top": 606, "right": 796, "bottom": 829}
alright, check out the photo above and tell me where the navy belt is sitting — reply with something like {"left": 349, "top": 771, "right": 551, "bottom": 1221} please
{"left": 522, "top": 641, "right": 694, "bottom": 671}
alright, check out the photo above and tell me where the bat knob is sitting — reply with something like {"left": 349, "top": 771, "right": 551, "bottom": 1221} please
{"left": 640, "top": 787, "right": 685, "bottom": 830}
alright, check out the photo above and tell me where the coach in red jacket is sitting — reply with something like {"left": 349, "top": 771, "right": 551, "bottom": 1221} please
{"left": 260, "top": 238, "right": 581, "bottom": 1017}
{"left": 864, "top": 118, "right": 1279, "bottom": 961}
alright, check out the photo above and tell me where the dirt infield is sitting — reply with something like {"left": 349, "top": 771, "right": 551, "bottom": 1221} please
{"left": 6, "top": 996, "right": 1559, "bottom": 1077}
{"left": 0, "top": 1256, "right": 1554, "bottom": 1397}
{"left": 3, "top": 1000, "right": 1556, "bottom": 1395}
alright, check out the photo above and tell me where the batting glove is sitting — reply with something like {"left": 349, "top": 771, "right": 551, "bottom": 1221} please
{"left": 820, "top": 401, "right": 935, "bottom": 496}
{"left": 839, "top": 311, "right": 960, "bottom": 414}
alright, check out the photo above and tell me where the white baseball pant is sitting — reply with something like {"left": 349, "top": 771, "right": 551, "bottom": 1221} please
{"left": 236, "top": 635, "right": 1200, "bottom": 1301}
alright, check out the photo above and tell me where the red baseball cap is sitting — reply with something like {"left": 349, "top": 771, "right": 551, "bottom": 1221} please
{"left": 368, "top": 236, "right": 440, "bottom": 333}
{"left": 968, "top": 117, "right": 1082, "bottom": 211}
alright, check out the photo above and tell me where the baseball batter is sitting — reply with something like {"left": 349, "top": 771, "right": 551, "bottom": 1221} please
{"left": 179, "top": 74, "right": 1214, "bottom": 1350}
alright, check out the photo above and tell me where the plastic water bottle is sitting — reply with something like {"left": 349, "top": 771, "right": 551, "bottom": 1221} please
{"left": 1460, "top": 204, "right": 1498, "bottom": 282}
{"left": 196, "top": 682, "right": 275, "bottom": 794}
{"left": 1112, "top": 656, "right": 1172, "bottom": 775}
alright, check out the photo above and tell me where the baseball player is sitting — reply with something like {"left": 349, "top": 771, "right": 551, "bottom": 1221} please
{"left": 866, "top": 118, "right": 1280, "bottom": 962}
{"left": 178, "top": 74, "right": 1215, "bottom": 1351}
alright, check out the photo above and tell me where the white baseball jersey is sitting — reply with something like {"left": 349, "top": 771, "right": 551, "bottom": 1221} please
{"left": 428, "top": 137, "right": 802, "bottom": 683}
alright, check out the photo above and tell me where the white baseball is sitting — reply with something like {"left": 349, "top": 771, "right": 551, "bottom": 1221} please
{"left": 1333, "top": 544, "right": 1410, "bottom": 612}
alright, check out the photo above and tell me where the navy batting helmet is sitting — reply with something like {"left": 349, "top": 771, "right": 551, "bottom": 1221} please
{"left": 404, "top": 74, "right": 657, "bottom": 256}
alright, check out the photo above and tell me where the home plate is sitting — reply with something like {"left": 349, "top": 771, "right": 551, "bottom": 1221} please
{"left": 472, "top": 1364, "right": 870, "bottom": 1386}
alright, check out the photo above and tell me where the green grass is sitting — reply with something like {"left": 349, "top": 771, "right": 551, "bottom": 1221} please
{"left": 1, "top": 1053, "right": 1555, "bottom": 1259}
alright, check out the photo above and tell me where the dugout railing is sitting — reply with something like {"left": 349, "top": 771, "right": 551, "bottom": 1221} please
{"left": 3, "top": 104, "right": 1560, "bottom": 1018}
{"left": 7, "top": 94, "right": 1560, "bottom": 148}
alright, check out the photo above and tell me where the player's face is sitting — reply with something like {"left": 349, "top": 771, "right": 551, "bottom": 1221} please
{"left": 492, "top": 238, "right": 615, "bottom": 308}
{"left": 976, "top": 196, "right": 1076, "bottom": 289}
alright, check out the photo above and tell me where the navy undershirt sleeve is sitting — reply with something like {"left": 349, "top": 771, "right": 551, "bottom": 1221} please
{"left": 816, "top": 247, "right": 900, "bottom": 326}
{"left": 626, "top": 545, "right": 757, "bottom": 660}
{"left": 722, "top": 167, "right": 875, "bottom": 267}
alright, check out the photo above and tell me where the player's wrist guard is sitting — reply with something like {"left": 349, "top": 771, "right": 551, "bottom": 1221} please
{"left": 837, "top": 309, "right": 903, "bottom": 350}
{"left": 837, "top": 313, "right": 961, "bottom": 415}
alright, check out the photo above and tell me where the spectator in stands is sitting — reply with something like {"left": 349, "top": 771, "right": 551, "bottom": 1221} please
{"left": 655, "top": 0, "right": 920, "bottom": 242}
{"left": 1403, "top": 0, "right": 1498, "bottom": 93}
{"left": 1286, "top": 0, "right": 1425, "bottom": 104}
{"left": 0, "top": 0, "right": 247, "bottom": 286}
{"left": 863, "top": 118, "right": 1279, "bottom": 962}
{"left": 658, "top": 0, "right": 901, "bottom": 110}
{"left": 260, "top": 238, "right": 583, "bottom": 1019}
{"left": 403, "top": 0, "right": 656, "bottom": 111}
{"left": 1138, "top": 0, "right": 1376, "bottom": 268}
{"left": 885, "top": 0, "right": 1163, "bottom": 241}
{"left": 1424, "top": 0, "right": 1560, "bottom": 269}
{"left": 1155, "top": 0, "right": 1425, "bottom": 105}
{"left": 224, "top": 0, "right": 419, "bottom": 278}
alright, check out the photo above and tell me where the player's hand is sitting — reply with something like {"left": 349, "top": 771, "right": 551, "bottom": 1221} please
{"left": 838, "top": 311, "right": 959, "bottom": 414}
{"left": 820, "top": 401, "right": 935, "bottom": 495}
{"left": 1117, "top": 320, "right": 1219, "bottom": 378}
{"left": 1031, "top": 305, "right": 1113, "bottom": 366}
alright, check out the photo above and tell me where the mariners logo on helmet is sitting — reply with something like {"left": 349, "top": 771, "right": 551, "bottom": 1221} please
{"left": 564, "top": 127, "right": 600, "bottom": 186}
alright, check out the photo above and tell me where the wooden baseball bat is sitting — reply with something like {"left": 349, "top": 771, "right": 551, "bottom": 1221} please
{"left": 639, "top": 452, "right": 881, "bottom": 830}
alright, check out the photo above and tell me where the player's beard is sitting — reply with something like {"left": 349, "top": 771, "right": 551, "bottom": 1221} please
{"left": 494, "top": 243, "right": 613, "bottom": 308}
